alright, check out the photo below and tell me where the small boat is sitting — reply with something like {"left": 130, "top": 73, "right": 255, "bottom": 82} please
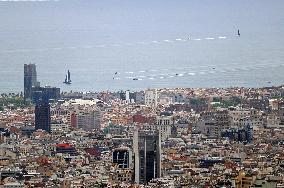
{"left": 133, "top": 78, "right": 138, "bottom": 80}
{"left": 238, "top": 29, "right": 240, "bottom": 37}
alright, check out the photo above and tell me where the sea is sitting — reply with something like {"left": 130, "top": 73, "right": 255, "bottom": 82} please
{"left": 0, "top": 0, "right": 283, "bottom": 93}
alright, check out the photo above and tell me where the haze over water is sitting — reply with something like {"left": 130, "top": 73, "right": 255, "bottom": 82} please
{"left": 0, "top": 0, "right": 283, "bottom": 93}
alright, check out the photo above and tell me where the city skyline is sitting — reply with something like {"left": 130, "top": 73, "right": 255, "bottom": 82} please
{"left": 0, "top": 0, "right": 284, "bottom": 187}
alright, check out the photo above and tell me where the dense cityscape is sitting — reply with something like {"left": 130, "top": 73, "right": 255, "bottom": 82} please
{"left": 0, "top": 64, "right": 283, "bottom": 187}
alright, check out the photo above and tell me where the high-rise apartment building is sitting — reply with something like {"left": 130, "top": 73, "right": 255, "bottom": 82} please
{"left": 145, "top": 89, "right": 158, "bottom": 107}
{"left": 142, "top": 115, "right": 173, "bottom": 141}
{"left": 70, "top": 109, "right": 101, "bottom": 131}
{"left": 35, "top": 91, "right": 51, "bottom": 133}
{"left": 133, "top": 129, "right": 161, "bottom": 185}
{"left": 24, "top": 64, "right": 40, "bottom": 101}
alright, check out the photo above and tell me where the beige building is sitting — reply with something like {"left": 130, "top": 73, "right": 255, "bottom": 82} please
{"left": 145, "top": 89, "right": 158, "bottom": 107}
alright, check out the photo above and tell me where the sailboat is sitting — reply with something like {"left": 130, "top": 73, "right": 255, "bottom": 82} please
{"left": 63, "top": 70, "right": 72, "bottom": 84}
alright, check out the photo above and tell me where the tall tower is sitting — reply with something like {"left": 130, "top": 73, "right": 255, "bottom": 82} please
{"left": 34, "top": 91, "right": 51, "bottom": 133}
{"left": 24, "top": 64, "right": 39, "bottom": 101}
{"left": 133, "top": 129, "right": 161, "bottom": 185}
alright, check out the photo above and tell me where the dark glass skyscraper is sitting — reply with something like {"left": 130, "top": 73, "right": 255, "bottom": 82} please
{"left": 34, "top": 91, "right": 51, "bottom": 133}
{"left": 112, "top": 147, "right": 132, "bottom": 169}
{"left": 24, "top": 64, "right": 40, "bottom": 101}
{"left": 133, "top": 129, "right": 161, "bottom": 185}
{"left": 32, "top": 86, "right": 60, "bottom": 103}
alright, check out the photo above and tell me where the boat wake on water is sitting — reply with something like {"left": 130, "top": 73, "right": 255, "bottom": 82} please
{"left": 113, "top": 63, "right": 284, "bottom": 81}
{"left": 0, "top": 32, "right": 237, "bottom": 54}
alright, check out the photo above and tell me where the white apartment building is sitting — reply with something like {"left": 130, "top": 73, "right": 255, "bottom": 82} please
{"left": 229, "top": 108, "right": 264, "bottom": 128}
{"left": 145, "top": 89, "right": 158, "bottom": 107}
